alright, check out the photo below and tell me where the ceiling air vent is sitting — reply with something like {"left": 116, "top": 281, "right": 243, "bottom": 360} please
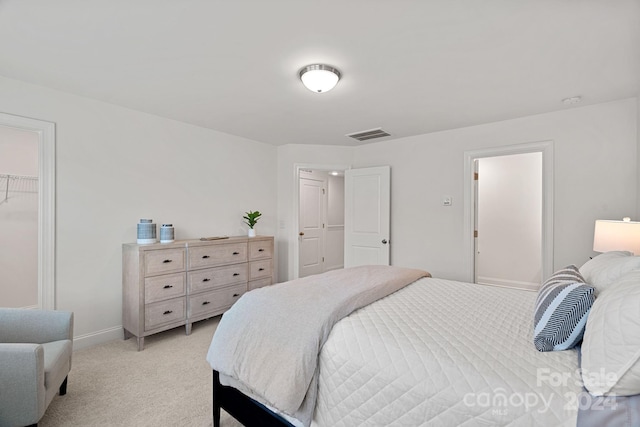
{"left": 345, "top": 128, "right": 391, "bottom": 142}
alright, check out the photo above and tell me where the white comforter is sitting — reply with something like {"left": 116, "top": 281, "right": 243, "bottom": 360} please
{"left": 312, "top": 277, "right": 582, "bottom": 426}
{"left": 207, "top": 266, "right": 429, "bottom": 426}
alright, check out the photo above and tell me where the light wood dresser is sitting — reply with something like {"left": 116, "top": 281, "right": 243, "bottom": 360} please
{"left": 122, "top": 236, "right": 274, "bottom": 350}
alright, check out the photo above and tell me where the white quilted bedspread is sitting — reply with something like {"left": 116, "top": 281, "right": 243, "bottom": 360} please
{"left": 312, "top": 277, "right": 582, "bottom": 427}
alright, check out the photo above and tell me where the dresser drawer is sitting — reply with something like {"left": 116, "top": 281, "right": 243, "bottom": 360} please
{"left": 189, "top": 283, "right": 246, "bottom": 318}
{"left": 144, "top": 248, "right": 186, "bottom": 276}
{"left": 144, "top": 273, "right": 186, "bottom": 304}
{"left": 248, "top": 277, "right": 272, "bottom": 291}
{"left": 249, "top": 259, "right": 272, "bottom": 280}
{"left": 249, "top": 240, "right": 273, "bottom": 260}
{"left": 145, "top": 297, "right": 186, "bottom": 330}
{"left": 188, "top": 243, "right": 247, "bottom": 269}
{"left": 188, "top": 264, "right": 248, "bottom": 293}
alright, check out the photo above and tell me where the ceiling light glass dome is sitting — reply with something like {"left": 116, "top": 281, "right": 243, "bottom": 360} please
{"left": 299, "top": 64, "right": 341, "bottom": 93}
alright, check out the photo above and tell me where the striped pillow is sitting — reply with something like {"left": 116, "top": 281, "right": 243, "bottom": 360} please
{"left": 533, "top": 265, "right": 595, "bottom": 352}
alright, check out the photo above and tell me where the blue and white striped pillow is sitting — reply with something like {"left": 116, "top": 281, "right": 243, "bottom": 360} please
{"left": 533, "top": 265, "right": 595, "bottom": 352}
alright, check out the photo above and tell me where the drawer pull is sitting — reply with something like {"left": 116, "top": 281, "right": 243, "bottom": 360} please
{"left": 202, "top": 255, "right": 210, "bottom": 259}
{"left": 232, "top": 293, "right": 240, "bottom": 297}
{"left": 233, "top": 273, "right": 240, "bottom": 276}
{"left": 163, "top": 259, "right": 173, "bottom": 264}
{"left": 202, "top": 278, "right": 211, "bottom": 282}
{"left": 163, "top": 310, "right": 173, "bottom": 315}
{"left": 232, "top": 251, "right": 240, "bottom": 255}
{"left": 259, "top": 268, "right": 265, "bottom": 271}
{"left": 202, "top": 301, "right": 210, "bottom": 305}
{"left": 258, "top": 248, "right": 265, "bottom": 252}
{"left": 163, "top": 285, "right": 174, "bottom": 289}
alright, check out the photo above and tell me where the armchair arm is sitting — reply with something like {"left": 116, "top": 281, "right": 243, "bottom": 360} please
{"left": 0, "top": 308, "right": 73, "bottom": 344}
{"left": 0, "top": 343, "right": 46, "bottom": 426}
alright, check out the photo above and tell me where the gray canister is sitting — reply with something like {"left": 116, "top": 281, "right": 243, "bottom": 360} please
{"left": 137, "top": 219, "right": 157, "bottom": 244}
{"left": 160, "top": 224, "right": 175, "bottom": 243}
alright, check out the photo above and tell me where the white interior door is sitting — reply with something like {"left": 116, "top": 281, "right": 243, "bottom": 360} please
{"left": 299, "top": 173, "right": 326, "bottom": 277}
{"left": 344, "top": 166, "right": 390, "bottom": 267}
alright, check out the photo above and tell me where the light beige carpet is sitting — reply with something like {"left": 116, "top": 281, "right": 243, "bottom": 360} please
{"left": 40, "top": 316, "right": 242, "bottom": 426}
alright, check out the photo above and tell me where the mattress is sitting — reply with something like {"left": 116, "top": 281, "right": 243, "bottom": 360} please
{"left": 311, "top": 277, "right": 581, "bottom": 426}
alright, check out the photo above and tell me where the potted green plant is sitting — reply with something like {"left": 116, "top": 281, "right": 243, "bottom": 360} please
{"left": 243, "top": 210, "right": 262, "bottom": 237}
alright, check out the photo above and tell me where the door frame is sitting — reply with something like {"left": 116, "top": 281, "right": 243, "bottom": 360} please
{"left": 0, "top": 113, "right": 56, "bottom": 309}
{"left": 463, "top": 141, "right": 554, "bottom": 285}
{"left": 293, "top": 163, "right": 350, "bottom": 279}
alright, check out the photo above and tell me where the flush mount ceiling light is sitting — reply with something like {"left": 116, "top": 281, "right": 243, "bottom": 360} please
{"left": 299, "top": 64, "right": 341, "bottom": 93}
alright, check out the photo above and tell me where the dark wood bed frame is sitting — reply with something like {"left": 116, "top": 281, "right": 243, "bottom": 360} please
{"left": 213, "top": 370, "right": 296, "bottom": 427}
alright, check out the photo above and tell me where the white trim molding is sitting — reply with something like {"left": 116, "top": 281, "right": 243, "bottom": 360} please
{"left": 73, "top": 326, "right": 124, "bottom": 351}
{"left": 0, "top": 113, "right": 56, "bottom": 309}
{"left": 463, "top": 140, "right": 554, "bottom": 284}
{"left": 476, "top": 276, "right": 540, "bottom": 292}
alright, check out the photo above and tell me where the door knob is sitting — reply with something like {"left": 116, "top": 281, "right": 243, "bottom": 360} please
{"left": 382, "top": 239, "right": 388, "bottom": 244}
{"left": 299, "top": 232, "right": 305, "bottom": 236}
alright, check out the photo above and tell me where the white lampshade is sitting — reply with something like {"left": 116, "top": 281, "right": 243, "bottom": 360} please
{"left": 593, "top": 219, "right": 640, "bottom": 255}
{"left": 299, "top": 64, "right": 340, "bottom": 93}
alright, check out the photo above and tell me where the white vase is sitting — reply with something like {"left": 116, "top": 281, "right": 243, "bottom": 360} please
{"left": 248, "top": 228, "right": 256, "bottom": 238}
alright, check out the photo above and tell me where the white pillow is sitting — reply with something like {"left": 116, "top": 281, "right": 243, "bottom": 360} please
{"left": 579, "top": 251, "right": 640, "bottom": 294}
{"left": 581, "top": 270, "right": 640, "bottom": 396}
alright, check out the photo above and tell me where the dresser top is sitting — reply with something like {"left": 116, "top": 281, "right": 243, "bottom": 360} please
{"left": 123, "top": 235, "right": 273, "bottom": 251}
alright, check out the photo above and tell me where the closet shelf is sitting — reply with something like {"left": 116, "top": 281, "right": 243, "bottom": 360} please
{"left": 0, "top": 173, "right": 38, "bottom": 204}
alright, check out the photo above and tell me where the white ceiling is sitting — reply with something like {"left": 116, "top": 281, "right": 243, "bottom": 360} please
{"left": 0, "top": 1, "right": 638, "bottom": 146}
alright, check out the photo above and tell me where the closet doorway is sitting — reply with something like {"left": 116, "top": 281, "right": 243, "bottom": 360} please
{"left": 0, "top": 126, "right": 39, "bottom": 307}
{"left": 0, "top": 113, "right": 55, "bottom": 309}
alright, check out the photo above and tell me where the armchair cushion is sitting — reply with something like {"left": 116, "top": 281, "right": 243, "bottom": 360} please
{"left": 42, "top": 340, "right": 72, "bottom": 390}
{"left": 0, "top": 343, "right": 46, "bottom": 426}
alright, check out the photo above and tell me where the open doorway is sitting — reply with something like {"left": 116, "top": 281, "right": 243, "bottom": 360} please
{"left": 474, "top": 152, "right": 542, "bottom": 290}
{"left": 294, "top": 164, "right": 391, "bottom": 279}
{"left": 464, "top": 141, "right": 554, "bottom": 289}
{"left": 298, "top": 168, "right": 345, "bottom": 278}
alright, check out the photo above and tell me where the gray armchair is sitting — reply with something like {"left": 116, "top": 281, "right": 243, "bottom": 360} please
{"left": 0, "top": 308, "right": 74, "bottom": 427}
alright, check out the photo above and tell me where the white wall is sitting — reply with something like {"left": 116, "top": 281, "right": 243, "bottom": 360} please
{"left": 276, "top": 144, "right": 353, "bottom": 281}
{"left": 1, "top": 71, "right": 636, "bottom": 348}
{"left": 0, "top": 76, "right": 277, "bottom": 348}
{"left": 351, "top": 98, "right": 637, "bottom": 281}
{"left": 0, "top": 125, "right": 39, "bottom": 307}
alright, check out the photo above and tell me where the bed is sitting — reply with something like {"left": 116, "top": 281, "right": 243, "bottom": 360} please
{"left": 207, "top": 259, "right": 640, "bottom": 427}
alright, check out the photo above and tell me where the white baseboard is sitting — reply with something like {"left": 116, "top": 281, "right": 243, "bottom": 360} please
{"left": 73, "top": 326, "right": 123, "bottom": 350}
{"left": 476, "top": 276, "right": 540, "bottom": 291}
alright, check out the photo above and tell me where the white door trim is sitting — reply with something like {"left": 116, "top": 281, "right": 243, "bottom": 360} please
{"left": 463, "top": 141, "right": 554, "bottom": 284}
{"left": 293, "top": 163, "right": 350, "bottom": 279}
{"left": 0, "top": 113, "right": 56, "bottom": 309}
